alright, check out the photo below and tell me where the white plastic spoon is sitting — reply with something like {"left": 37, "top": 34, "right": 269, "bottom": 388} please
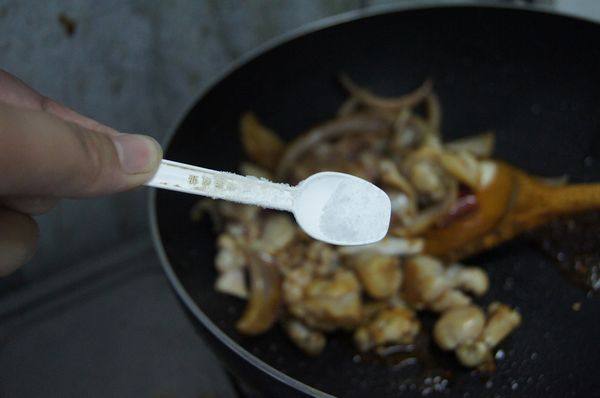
{"left": 146, "top": 159, "right": 391, "bottom": 246}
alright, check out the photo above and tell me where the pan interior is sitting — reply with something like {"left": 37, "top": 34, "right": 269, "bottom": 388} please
{"left": 155, "top": 6, "right": 600, "bottom": 397}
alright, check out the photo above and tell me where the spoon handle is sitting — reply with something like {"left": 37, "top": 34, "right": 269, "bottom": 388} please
{"left": 146, "top": 159, "right": 295, "bottom": 211}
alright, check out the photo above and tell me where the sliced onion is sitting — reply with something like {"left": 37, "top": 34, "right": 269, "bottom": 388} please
{"left": 339, "top": 237, "right": 424, "bottom": 256}
{"left": 337, "top": 97, "right": 360, "bottom": 117}
{"left": 446, "top": 132, "right": 495, "bottom": 158}
{"left": 392, "top": 178, "right": 458, "bottom": 237}
{"left": 339, "top": 74, "right": 433, "bottom": 111}
{"left": 426, "top": 92, "right": 442, "bottom": 134}
{"left": 411, "top": 115, "right": 442, "bottom": 149}
{"left": 236, "top": 255, "right": 282, "bottom": 335}
{"left": 240, "top": 112, "right": 285, "bottom": 171}
{"left": 276, "top": 113, "right": 389, "bottom": 180}
{"left": 401, "top": 146, "right": 447, "bottom": 201}
{"left": 439, "top": 150, "right": 481, "bottom": 190}
{"left": 390, "top": 109, "right": 418, "bottom": 151}
{"left": 379, "top": 159, "right": 416, "bottom": 200}
{"left": 239, "top": 162, "right": 273, "bottom": 180}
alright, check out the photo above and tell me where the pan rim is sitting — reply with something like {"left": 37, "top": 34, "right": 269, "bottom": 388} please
{"left": 148, "top": 2, "right": 597, "bottom": 396}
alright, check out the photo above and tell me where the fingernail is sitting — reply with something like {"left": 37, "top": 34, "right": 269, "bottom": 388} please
{"left": 112, "top": 134, "right": 163, "bottom": 174}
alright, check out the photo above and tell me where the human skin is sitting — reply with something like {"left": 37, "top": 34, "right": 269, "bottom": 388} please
{"left": 0, "top": 69, "right": 162, "bottom": 275}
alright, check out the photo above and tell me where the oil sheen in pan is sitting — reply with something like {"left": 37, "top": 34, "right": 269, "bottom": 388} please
{"left": 531, "top": 209, "right": 600, "bottom": 293}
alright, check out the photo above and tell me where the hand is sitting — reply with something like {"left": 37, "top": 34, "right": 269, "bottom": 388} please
{"left": 0, "top": 69, "right": 162, "bottom": 275}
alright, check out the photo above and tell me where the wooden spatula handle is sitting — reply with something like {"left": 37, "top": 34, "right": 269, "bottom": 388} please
{"left": 544, "top": 183, "right": 600, "bottom": 214}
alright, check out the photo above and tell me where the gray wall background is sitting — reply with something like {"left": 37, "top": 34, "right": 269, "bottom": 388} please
{"left": 0, "top": 0, "right": 592, "bottom": 281}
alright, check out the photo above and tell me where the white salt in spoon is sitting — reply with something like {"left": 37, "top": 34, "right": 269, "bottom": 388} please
{"left": 147, "top": 159, "right": 391, "bottom": 246}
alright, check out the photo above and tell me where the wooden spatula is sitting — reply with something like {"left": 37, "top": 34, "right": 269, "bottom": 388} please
{"left": 423, "top": 162, "right": 600, "bottom": 261}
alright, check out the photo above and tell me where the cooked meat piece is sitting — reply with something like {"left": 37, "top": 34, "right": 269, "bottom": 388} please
{"left": 215, "top": 234, "right": 246, "bottom": 273}
{"left": 361, "top": 301, "right": 390, "bottom": 320}
{"left": 354, "top": 307, "right": 420, "bottom": 352}
{"left": 215, "top": 269, "right": 247, "bottom": 298}
{"left": 428, "top": 289, "right": 472, "bottom": 312}
{"left": 273, "top": 241, "right": 310, "bottom": 274}
{"left": 286, "top": 269, "right": 363, "bottom": 331}
{"left": 445, "top": 264, "right": 489, "bottom": 296}
{"left": 282, "top": 264, "right": 313, "bottom": 305}
{"left": 481, "top": 302, "right": 522, "bottom": 348}
{"left": 402, "top": 255, "right": 449, "bottom": 308}
{"left": 284, "top": 318, "right": 326, "bottom": 356}
{"left": 257, "top": 214, "right": 296, "bottom": 254}
{"left": 455, "top": 341, "right": 491, "bottom": 368}
{"left": 349, "top": 253, "right": 402, "bottom": 299}
{"left": 306, "top": 241, "right": 341, "bottom": 276}
{"left": 454, "top": 302, "right": 521, "bottom": 369}
{"left": 403, "top": 256, "right": 489, "bottom": 311}
{"left": 408, "top": 160, "right": 447, "bottom": 201}
{"left": 433, "top": 305, "right": 485, "bottom": 351}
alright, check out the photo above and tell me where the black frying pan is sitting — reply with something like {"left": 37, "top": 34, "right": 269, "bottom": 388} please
{"left": 150, "top": 5, "right": 600, "bottom": 397}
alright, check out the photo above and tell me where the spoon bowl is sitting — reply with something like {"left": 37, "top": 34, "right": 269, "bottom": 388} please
{"left": 294, "top": 172, "right": 391, "bottom": 246}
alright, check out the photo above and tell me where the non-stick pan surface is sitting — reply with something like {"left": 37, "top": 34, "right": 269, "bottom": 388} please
{"left": 152, "top": 5, "right": 600, "bottom": 397}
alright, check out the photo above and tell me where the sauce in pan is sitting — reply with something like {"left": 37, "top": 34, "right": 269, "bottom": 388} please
{"left": 532, "top": 210, "right": 600, "bottom": 293}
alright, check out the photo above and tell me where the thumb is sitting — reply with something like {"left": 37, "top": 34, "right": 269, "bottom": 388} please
{"left": 0, "top": 102, "right": 162, "bottom": 197}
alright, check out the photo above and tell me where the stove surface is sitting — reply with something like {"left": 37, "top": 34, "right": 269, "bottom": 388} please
{"left": 0, "top": 238, "right": 236, "bottom": 398}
